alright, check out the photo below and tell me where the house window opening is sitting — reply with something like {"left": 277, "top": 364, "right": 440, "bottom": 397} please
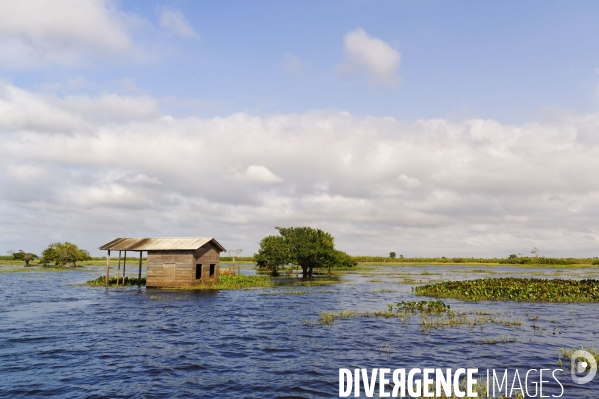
{"left": 209, "top": 264, "right": 215, "bottom": 278}
{"left": 195, "top": 264, "right": 202, "bottom": 279}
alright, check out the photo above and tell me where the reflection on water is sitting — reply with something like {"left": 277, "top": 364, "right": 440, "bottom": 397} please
{"left": 0, "top": 265, "right": 598, "bottom": 398}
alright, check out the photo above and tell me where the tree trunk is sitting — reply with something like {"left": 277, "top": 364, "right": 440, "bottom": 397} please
{"left": 301, "top": 265, "right": 308, "bottom": 277}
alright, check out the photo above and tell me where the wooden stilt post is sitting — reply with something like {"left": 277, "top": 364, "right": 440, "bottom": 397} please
{"left": 117, "top": 250, "right": 122, "bottom": 286}
{"left": 123, "top": 250, "right": 127, "bottom": 285}
{"left": 105, "top": 250, "right": 110, "bottom": 287}
{"left": 138, "top": 251, "right": 142, "bottom": 287}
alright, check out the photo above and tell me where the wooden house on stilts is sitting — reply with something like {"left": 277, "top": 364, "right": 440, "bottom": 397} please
{"left": 99, "top": 237, "right": 226, "bottom": 287}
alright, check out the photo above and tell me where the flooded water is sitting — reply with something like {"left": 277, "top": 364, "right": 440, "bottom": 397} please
{"left": 1, "top": 265, "right": 598, "bottom": 398}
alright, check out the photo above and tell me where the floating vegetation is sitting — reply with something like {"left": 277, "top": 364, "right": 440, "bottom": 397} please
{"left": 86, "top": 275, "right": 273, "bottom": 290}
{"left": 396, "top": 300, "right": 450, "bottom": 313}
{"left": 197, "top": 275, "right": 273, "bottom": 290}
{"left": 475, "top": 335, "right": 518, "bottom": 345}
{"left": 416, "top": 278, "right": 599, "bottom": 302}
{"left": 368, "top": 288, "right": 396, "bottom": 293}
{"left": 393, "top": 277, "right": 422, "bottom": 284}
{"left": 319, "top": 310, "right": 357, "bottom": 325}
{"left": 309, "top": 300, "right": 523, "bottom": 336}
{"left": 86, "top": 276, "right": 146, "bottom": 286}
{"left": 296, "top": 279, "right": 340, "bottom": 286}
{"left": 262, "top": 290, "right": 309, "bottom": 295}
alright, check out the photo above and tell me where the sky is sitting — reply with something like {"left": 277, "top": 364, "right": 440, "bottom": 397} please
{"left": 1, "top": 0, "right": 599, "bottom": 257}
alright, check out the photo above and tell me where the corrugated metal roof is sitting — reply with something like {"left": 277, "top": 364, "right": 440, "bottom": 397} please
{"left": 99, "top": 237, "right": 225, "bottom": 252}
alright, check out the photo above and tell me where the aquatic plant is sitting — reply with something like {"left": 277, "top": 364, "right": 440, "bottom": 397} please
{"left": 319, "top": 310, "right": 357, "bottom": 325}
{"left": 86, "top": 276, "right": 146, "bottom": 286}
{"left": 209, "top": 275, "right": 273, "bottom": 289}
{"left": 262, "top": 290, "right": 309, "bottom": 295}
{"left": 395, "top": 300, "right": 450, "bottom": 313}
{"left": 475, "top": 335, "right": 517, "bottom": 345}
{"left": 368, "top": 288, "right": 396, "bottom": 293}
{"left": 415, "top": 278, "right": 599, "bottom": 302}
{"left": 296, "top": 279, "right": 340, "bottom": 286}
{"left": 85, "top": 274, "right": 273, "bottom": 290}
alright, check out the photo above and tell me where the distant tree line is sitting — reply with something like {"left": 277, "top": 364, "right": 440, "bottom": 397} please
{"left": 228, "top": 253, "right": 599, "bottom": 266}
{"left": 5, "top": 242, "right": 90, "bottom": 267}
{"left": 352, "top": 254, "right": 599, "bottom": 265}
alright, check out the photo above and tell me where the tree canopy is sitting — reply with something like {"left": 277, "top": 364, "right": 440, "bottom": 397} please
{"left": 254, "top": 227, "right": 356, "bottom": 276}
{"left": 11, "top": 250, "right": 38, "bottom": 266}
{"left": 41, "top": 242, "right": 90, "bottom": 267}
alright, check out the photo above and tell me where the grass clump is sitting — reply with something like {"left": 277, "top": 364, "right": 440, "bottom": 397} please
{"left": 161, "top": 275, "right": 274, "bottom": 290}
{"left": 86, "top": 276, "right": 146, "bottom": 286}
{"left": 310, "top": 300, "right": 522, "bottom": 335}
{"left": 475, "top": 335, "right": 517, "bottom": 345}
{"left": 397, "top": 300, "right": 450, "bottom": 313}
{"left": 86, "top": 274, "right": 273, "bottom": 290}
{"left": 416, "top": 278, "right": 599, "bottom": 302}
{"left": 207, "top": 275, "right": 273, "bottom": 289}
{"left": 319, "top": 310, "right": 357, "bottom": 325}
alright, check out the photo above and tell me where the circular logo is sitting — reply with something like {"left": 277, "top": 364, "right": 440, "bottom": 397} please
{"left": 571, "top": 350, "right": 597, "bottom": 385}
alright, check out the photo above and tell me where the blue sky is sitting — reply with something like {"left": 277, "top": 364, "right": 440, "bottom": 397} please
{"left": 8, "top": 1, "right": 599, "bottom": 121}
{"left": 1, "top": 1, "right": 599, "bottom": 256}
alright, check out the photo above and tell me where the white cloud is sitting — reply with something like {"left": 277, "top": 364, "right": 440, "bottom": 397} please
{"left": 235, "top": 165, "right": 283, "bottom": 184}
{"left": 159, "top": 8, "right": 200, "bottom": 40}
{"left": 0, "top": 84, "right": 159, "bottom": 133}
{"left": 0, "top": 0, "right": 133, "bottom": 68}
{"left": 1, "top": 83, "right": 599, "bottom": 257}
{"left": 339, "top": 28, "right": 401, "bottom": 85}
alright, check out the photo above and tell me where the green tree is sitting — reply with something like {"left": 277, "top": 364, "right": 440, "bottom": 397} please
{"left": 12, "top": 250, "right": 38, "bottom": 266}
{"left": 255, "top": 235, "right": 289, "bottom": 276}
{"left": 255, "top": 227, "right": 355, "bottom": 277}
{"left": 389, "top": 252, "right": 396, "bottom": 259}
{"left": 330, "top": 250, "right": 357, "bottom": 274}
{"left": 41, "top": 242, "right": 91, "bottom": 267}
